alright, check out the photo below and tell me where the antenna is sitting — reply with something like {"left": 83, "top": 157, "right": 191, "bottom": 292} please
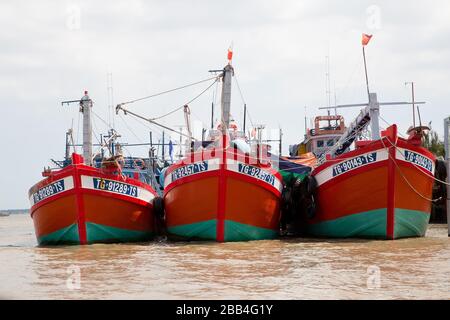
{"left": 243, "top": 104, "right": 247, "bottom": 134}
{"left": 107, "top": 73, "right": 115, "bottom": 128}
{"left": 325, "top": 55, "right": 331, "bottom": 109}
{"left": 405, "top": 82, "right": 422, "bottom": 128}
{"left": 279, "top": 127, "right": 283, "bottom": 156}
{"left": 304, "top": 106, "right": 307, "bottom": 137}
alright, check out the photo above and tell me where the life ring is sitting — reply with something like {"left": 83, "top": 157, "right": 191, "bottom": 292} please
{"left": 133, "top": 158, "right": 145, "bottom": 170}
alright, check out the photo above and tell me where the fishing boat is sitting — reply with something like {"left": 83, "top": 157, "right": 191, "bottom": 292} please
{"left": 29, "top": 92, "right": 160, "bottom": 245}
{"left": 308, "top": 123, "right": 435, "bottom": 239}
{"left": 163, "top": 60, "right": 283, "bottom": 241}
{"left": 117, "top": 51, "right": 283, "bottom": 242}
{"left": 301, "top": 35, "right": 437, "bottom": 239}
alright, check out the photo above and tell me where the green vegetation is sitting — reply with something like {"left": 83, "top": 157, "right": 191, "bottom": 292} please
{"left": 423, "top": 129, "right": 445, "bottom": 158}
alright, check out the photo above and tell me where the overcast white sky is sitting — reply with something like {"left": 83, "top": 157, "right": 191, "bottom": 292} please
{"left": 1, "top": 0, "right": 450, "bottom": 209}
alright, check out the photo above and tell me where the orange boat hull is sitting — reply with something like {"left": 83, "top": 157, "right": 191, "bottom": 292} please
{"left": 29, "top": 160, "right": 157, "bottom": 245}
{"left": 164, "top": 149, "right": 283, "bottom": 241}
{"left": 308, "top": 125, "right": 435, "bottom": 239}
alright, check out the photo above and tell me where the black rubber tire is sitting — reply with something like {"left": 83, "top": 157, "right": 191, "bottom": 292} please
{"left": 307, "top": 196, "right": 316, "bottom": 219}
{"left": 153, "top": 196, "right": 165, "bottom": 220}
{"left": 306, "top": 175, "right": 318, "bottom": 196}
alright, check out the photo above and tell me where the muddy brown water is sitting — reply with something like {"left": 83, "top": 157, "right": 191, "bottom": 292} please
{"left": 0, "top": 214, "right": 449, "bottom": 299}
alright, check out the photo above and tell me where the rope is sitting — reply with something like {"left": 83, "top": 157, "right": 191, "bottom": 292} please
{"left": 91, "top": 116, "right": 103, "bottom": 145}
{"left": 70, "top": 118, "right": 77, "bottom": 154}
{"left": 234, "top": 75, "right": 254, "bottom": 128}
{"left": 119, "top": 75, "right": 219, "bottom": 106}
{"left": 382, "top": 136, "right": 450, "bottom": 186}
{"left": 130, "top": 113, "right": 164, "bottom": 137}
{"left": 378, "top": 115, "right": 406, "bottom": 138}
{"left": 118, "top": 113, "right": 145, "bottom": 143}
{"left": 149, "top": 77, "right": 219, "bottom": 121}
{"left": 92, "top": 109, "right": 114, "bottom": 131}
{"left": 380, "top": 138, "right": 442, "bottom": 202}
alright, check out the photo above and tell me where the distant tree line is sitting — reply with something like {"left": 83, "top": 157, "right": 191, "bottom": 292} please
{"left": 422, "top": 127, "right": 448, "bottom": 223}
{"left": 422, "top": 129, "right": 445, "bottom": 158}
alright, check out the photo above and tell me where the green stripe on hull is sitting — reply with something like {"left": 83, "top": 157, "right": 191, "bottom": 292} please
{"left": 394, "top": 209, "right": 429, "bottom": 238}
{"left": 85, "top": 222, "right": 154, "bottom": 244}
{"left": 224, "top": 220, "right": 278, "bottom": 241}
{"left": 37, "top": 223, "right": 80, "bottom": 246}
{"left": 168, "top": 220, "right": 217, "bottom": 241}
{"left": 308, "top": 209, "right": 388, "bottom": 239}
{"left": 168, "top": 219, "right": 278, "bottom": 242}
{"left": 37, "top": 223, "right": 153, "bottom": 246}
{"left": 307, "top": 208, "right": 429, "bottom": 239}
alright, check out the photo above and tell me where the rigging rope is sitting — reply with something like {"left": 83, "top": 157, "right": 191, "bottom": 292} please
{"left": 381, "top": 136, "right": 450, "bottom": 186}
{"left": 380, "top": 138, "right": 442, "bottom": 202}
{"left": 118, "top": 113, "right": 145, "bottom": 144}
{"left": 119, "top": 75, "right": 219, "bottom": 106}
{"left": 378, "top": 115, "right": 406, "bottom": 138}
{"left": 149, "top": 77, "right": 219, "bottom": 121}
{"left": 234, "top": 75, "right": 254, "bottom": 128}
{"left": 92, "top": 109, "right": 114, "bottom": 131}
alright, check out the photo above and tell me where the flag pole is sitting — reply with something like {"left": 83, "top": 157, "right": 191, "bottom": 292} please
{"left": 362, "top": 45, "right": 371, "bottom": 101}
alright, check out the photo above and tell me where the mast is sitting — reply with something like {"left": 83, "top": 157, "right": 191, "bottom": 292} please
{"left": 369, "top": 93, "right": 381, "bottom": 140}
{"left": 183, "top": 105, "right": 193, "bottom": 142}
{"left": 362, "top": 46, "right": 371, "bottom": 101}
{"left": 62, "top": 91, "right": 93, "bottom": 165}
{"left": 304, "top": 106, "right": 307, "bottom": 138}
{"left": 405, "top": 82, "right": 416, "bottom": 128}
{"left": 65, "top": 129, "right": 72, "bottom": 161}
{"left": 220, "top": 63, "right": 234, "bottom": 134}
{"left": 211, "top": 102, "right": 214, "bottom": 129}
{"left": 80, "top": 91, "right": 93, "bottom": 165}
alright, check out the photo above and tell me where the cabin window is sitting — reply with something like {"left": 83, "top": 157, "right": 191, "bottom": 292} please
{"left": 327, "top": 139, "right": 334, "bottom": 146}
{"left": 317, "top": 140, "right": 324, "bottom": 148}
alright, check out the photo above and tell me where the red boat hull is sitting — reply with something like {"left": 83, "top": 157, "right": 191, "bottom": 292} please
{"left": 29, "top": 157, "right": 157, "bottom": 245}
{"left": 308, "top": 125, "right": 436, "bottom": 239}
{"left": 163, "top": 148, "right": 283, "bottom": 242}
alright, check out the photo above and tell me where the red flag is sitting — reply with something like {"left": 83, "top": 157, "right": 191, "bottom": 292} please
{"left": 227, "top": 47, "right": 233, "bottom": 61}
{"left": 362, "top": 33, "right": 373, "bottom": 46}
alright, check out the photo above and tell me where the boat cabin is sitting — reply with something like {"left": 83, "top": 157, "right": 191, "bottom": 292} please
{"left": 291, "top": 115, "right": 346, "bottom": 157}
